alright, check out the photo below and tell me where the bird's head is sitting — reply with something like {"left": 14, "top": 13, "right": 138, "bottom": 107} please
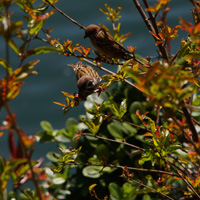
{"left": 84, "top": 24, "right": 101, "bottom": 39}
{"left": 77, "top": 75, "right": 98, "bottom": 100}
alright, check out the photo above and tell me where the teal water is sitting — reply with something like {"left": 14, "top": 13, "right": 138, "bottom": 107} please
{"left": 0, "top": 1, "right": 193, "bottom": 159}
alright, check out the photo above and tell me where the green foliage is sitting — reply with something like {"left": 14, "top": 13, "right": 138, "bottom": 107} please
{"left": 0, "top": 0, "right": 200, "bottom": 200}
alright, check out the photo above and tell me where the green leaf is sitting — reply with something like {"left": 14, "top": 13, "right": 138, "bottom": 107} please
{"left": 40, "top": 121, "right": 53, "bottom": 132}
{"left": 107, "top": 122, "right": 123, "bottom": 139}
{"left": 8, "top": 191, "right": 18, "bottom": 200}
{"left": 46, "top": 152, "right": 60, "bottom": 162}
{"left": 119, "top": 99, "right": 127, "bottom": 119}
{"left": 109, "top": 182, "right": 123, "bottom": 200}
{"left": 20, "top": 60, "right": 39, "bottom": 73}
{"left": 65, "top": 118, "right": 78, "bottom": 129}
{"left": 0, "top": 58, "right": 12, "bottom": 74}
{"left": 8, "top": 39, "right": 20, "bottom": 54}
{"left": 110, "top": 100, "right": 120, "bottom": 118}
{"left": 29, "top": 20, "right": 44, "bottom": 35}
{"left": 82, "top": 166, "right": 101, "bottom": 178}
{"left": 167, "top": 144, "right": 182, "bottom": 153}
{"left": 95, "top": 144, "right": 110, "bottom": 160}
{"left": 139, "top": 150, "right": 153, "bottom": 165}
{"left": 27, "top": 46, "right": 62, "bottom": 56}
{"left": 122, "top": 182, "right": 137, "bottom": 199}
{"left": 52, "top": 177, "right": 65, "bottom": 185}
{"left": 144, "top": 116, "right": 156, "bottom": 135}
{"left": 10, "top": 20, "right": 23, "bottom": 33}
{"left": 129, "top": 101, "right": 145, "bottom": 124}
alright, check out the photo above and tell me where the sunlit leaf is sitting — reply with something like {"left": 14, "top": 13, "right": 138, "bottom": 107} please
{"left": 27, "top": 46, "right": 62, "bottom": 56}
{"left": 61, "top": 91, "right": 75, "bottom": 99}
{"left": 54, "top": 102, "right": 66, "bottom": 107}
{"left": 0, "top": 58, "right": 12, "bottom": 74}
{"left": 8, "top": 39, "right": 20, "bottom": 54}
{"left": 89, "top": 184, "right": 97, "bottom": 193}
{"left": 119, "top": 99, "right": 127, "bottom": 119}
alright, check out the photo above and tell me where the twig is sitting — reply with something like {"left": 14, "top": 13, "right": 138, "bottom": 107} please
{"left": 181, "top": 100, "right": 199, "bottom": 142}
{"left": 82, "top": 58, "right": 115, "bottom": 75}
{"left": 111, "top": 116, "right": 151, "bottom": 132}
{"left": 155, "top": 105, "right": 161, "bottom": 129}
{"left": 44, "top": 0, "right": 85, "bottom": 30}
{"left": 142, "top": 0, "right": 159, "bottom": 35}
{"left": 170, "top": 49, "right": 180, "bottom": 64}
{"left": 82, "top": 132, "right": 145, "bottom": 151}
{"left": 167, "top": 159, "right": 200, "bottom": 199}
{"left": 157, "top": 151, "right": 200, "bottom": 199}
{"left": 132, "top": 0, "right": 168, "bottom": 61}
{"left": 132, "top": 0, "right": 155, "bottom": 33}
{"left": 68, "top": 162, "right": 179, "bottom": 177}
{"left": 168, "top": 153, "right": 196, "bottom": 179}
{"left": 128, "top": 176, "right": 174, "bottom": 200}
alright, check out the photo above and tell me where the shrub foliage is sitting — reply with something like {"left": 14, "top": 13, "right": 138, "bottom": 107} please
{"left": 0, "top": 0, "right": 200, "bottom": 199}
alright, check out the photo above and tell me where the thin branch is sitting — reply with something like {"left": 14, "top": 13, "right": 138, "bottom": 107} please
{"left": 168, "top": 153, "right": 196, "bottom": 179}
{"left": 172, "top": 116, "right": 199, "bottom": 154}
{"left": 142, "top": 0, "right": 159, "bottom": 35}
{"left": 157, "top": 151, "right": 200, "bottom": 199}
{"left": 111, "top": 116, "right": 151, "bottom": 132}
{"left": 68, "top": 162, "right": 179, "bottom": 177}
{"left": 132, "top": 0, "right": 155, "bottom": 33}
{"left": 44, "top": 0, "right": 85, "bottom": 30}
{"left": 155, "top": 105, "right": 161, "bottom": 129}
{"left": 177, "top": 109, "right": 200, "bottom": 126}
{"left": 128, "top": 176, "right": 174, "bottom": 200}
{"left": 82, "top": 132, "right": 145, "bottom": 152}
{"left": 181, "top": 100, "right": 199, "bottom": 142}
{"left": 171, "top": 49, "right": 180, "bottom": 64}
{"left": 82, "top": 58, "right": 115, "bottom": 75}
{"left": 132, "top": 0, "right": 168, "bottom": 61}
{"left": 167, "top": 159, "right": 200, "bottom": 199}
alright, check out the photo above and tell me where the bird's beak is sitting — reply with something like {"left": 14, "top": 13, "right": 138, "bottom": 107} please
{"left": 84, "top": 34, "right": 88, "bottom": 39}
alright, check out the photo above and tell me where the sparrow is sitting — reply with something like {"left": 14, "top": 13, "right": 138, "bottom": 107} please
{"left": 84, "top": 24, "right": 134, "bottom": 60}
{"left": 68, "top": 61, "right": 101, "bottom": 100}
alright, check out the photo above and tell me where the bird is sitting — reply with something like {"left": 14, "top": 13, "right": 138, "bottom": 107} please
{"left": 84, "top": 24, "right": 134, "bottom": 60}
{"left": 68, "top": 61, "right": 101, "bottom": 100}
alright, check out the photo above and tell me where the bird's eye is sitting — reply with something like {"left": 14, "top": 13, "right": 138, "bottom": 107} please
{"left": 87, "top": 81, "right": 93, "bottom": 87}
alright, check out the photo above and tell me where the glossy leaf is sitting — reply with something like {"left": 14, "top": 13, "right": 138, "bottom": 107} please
{"left": 119, "top": 99, "right": 127, "bottom": 119}
{"left": 82, "top": 166, "right": 101, "bottom": 178}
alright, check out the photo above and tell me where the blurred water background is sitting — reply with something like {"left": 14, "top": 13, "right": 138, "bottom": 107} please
{"left": 0, "top": 0, "right": 193, "bottom": 162}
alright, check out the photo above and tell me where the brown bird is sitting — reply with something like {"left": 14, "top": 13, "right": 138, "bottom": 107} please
{"left": 84, "top": 24, "right": 134, "bottom": 60}
{"left": 68, "top": 62, "right": 101, "bottom": 100}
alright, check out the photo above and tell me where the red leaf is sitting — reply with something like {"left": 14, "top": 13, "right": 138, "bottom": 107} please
{"left": 9, "top": 129, "right": 17, "bottom": 159}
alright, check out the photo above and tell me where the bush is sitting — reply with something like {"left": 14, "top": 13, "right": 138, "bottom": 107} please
{"left": 0, "top": 0, "right": 200, "bottom": 199}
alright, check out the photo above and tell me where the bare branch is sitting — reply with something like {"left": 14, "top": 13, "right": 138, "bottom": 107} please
{"left": 44, "top": 0, "right": 85, "bottom": 30}
{"left": 132, "top": 0, "right": 168, "bottom": 61}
